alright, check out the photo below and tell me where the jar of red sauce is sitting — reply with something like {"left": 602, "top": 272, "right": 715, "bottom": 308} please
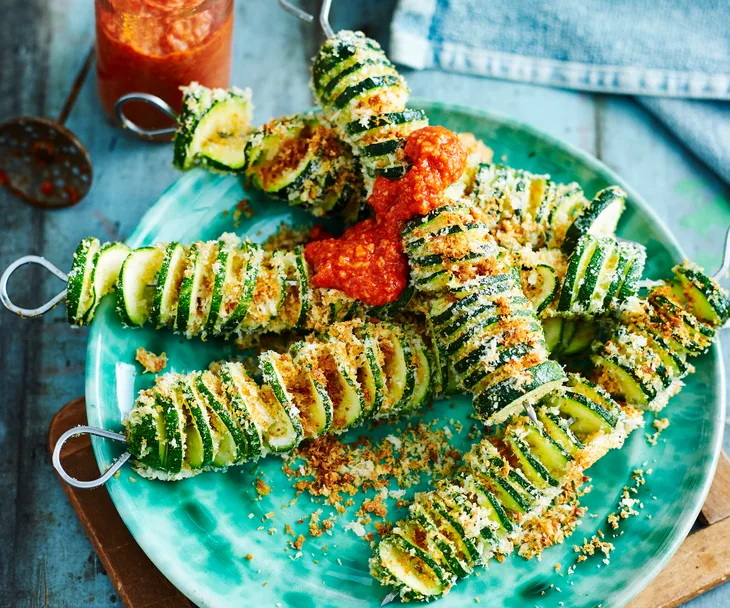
{"left": 95, "top": 0, "right": 234, "bottom": 134}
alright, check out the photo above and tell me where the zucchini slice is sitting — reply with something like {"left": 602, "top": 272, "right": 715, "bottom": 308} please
{"left": 292, "top": 345, "right": 335, "bottom": 437}
{"left": 359, "top": 323, "right": 387, "bottom": 417}
{"left": 473, "top": 360, "right": 566, "bottom": 424}
{"left": 542, "top": 316, "right": 564, "bottom": 354}
{"left": 591, "top": 353, "right": 657, "bottom": 408}
{"left": 575, "top": 238, "right": 614, "bottom": 311}
{"left": 196, "top": 372, "right": 249, "bottom": 467}
{"left": 375, "top": 324, "right": 416, "bottom": 417}
{"left": 325, "top": 345, "right": 367, "bottom": 432}
{"left": 204, "top": 236, "right": 237, "bottom": 334}
{"left": 536, "top": 409, "right": 583, "bottom": 456}
{"left": 557, "top": 234, "right": 599, "bottom": 312}
{"left": 259, "top": 352, "right": 305, "bottom": 449}
{"left": 262, "top": 350, "right": 329, "bottom": 439}
{"left": 245, "top": 115, "right": 318, "bottom": 195}
{"left": 561, "top": 186, "right": 626, "bottom": 253}
{"left": 125, "top": 393, "right": 166, "bottom": 470}
{"left": 545, "top": 387, "right": 617, "bottom": 437}
{"left": 374, "top": 533, "right": 453, "bottom": 601}
{"left": 150, "top": 242, "right": 187, "bottom": 328}
{"left": 116, "top": 245, "right": 165, "bottom": 327}
{"left": 506, "top": 431, "right": 559, "bottom": 489}
{"left": 464, "top": 477, "right": 514, "bottom": 537}
{"left": 404, "top": 332, "right": 432, "bottom": 413}
{"left": 175, "top": 241, "right": 217, "bottom": 336}
{"left": 521, "top": 264, "right": 558, "bottom": 314}
{"left": 153, "top": 388, "right": 185, "bottom": 475}
{"left": 672, "top": 262, "right": 730, "bottom": 326}
{"left": 407, "top": 504, "right": 469, "bottom": 579}
{"left": 218, "top": 362, "right": 264, "bottom": 461}
{"left": 559, "top": 318, "right": 599, "bottom": 357}
{"left": 88, "top": 242, "right": 130, "bottom": 321}
{"left": 511, "top": 422, "right": 571, "bottom": 486}
{"left": 179, "top": 377, "right": 215, "bottom": 470}
{"left": 174, "top": 83, "right": 253, "bottom": 172}
{"left": 67, "top": 237, "right": 101, "bottom": 324}
{"left": 220, "top": 243, "right": 263, "bottom": 333}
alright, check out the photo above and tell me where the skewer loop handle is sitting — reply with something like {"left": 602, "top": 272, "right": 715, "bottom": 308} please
{"left": 1, "top": 255, "right": 68, "bottom": 317}
{"left": 115, "top": 93, "right": 178, "bottom": 139}
{"left": 52, "top": 425, "right": 131, "bottom": 489}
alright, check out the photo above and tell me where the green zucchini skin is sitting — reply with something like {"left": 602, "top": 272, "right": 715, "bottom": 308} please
{"left": 402, "top": 203, "right": 566, "bottom": 425}
{"left": 123, "top": 319, "right": 432, "bottom": 480}
{"left": 244, "top": 112, "right": 363, "bottom": 217}
{"left": 556, "top": 234, "right": 646, "bottom": 317}
{"left": 66, "top": 237, "right": 101, "bottom": 325}
{"left": 174, "top": 83, "right": 253, "bottom": 172}
{"left": 561, "top": 186, "right": 626, "bottom": 253}
{"left": 312, "top": 30, "right": 428, "bottom": 191}
{"left": 591, "top": 274, "right": 725, "bottom": 411}
{"left": 371, "top": 379, "right": 632, "bottom": 602}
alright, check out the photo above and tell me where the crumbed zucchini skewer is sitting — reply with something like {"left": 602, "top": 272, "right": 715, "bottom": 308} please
{"left": 371, "top": 374, "right": 636, "bottom": 602}
{"left": 124, "top": 319, "right": 432, "bottom": 480}
{"left": 403, "top": 203, "right": 567, "bottom": 425}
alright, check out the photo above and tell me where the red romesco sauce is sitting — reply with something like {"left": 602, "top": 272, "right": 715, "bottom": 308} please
{"left": 95, "top": 0, "right": 233, "bottom": 131}
{"left": 305, "top": 126, "right": 467, "bottom": 306}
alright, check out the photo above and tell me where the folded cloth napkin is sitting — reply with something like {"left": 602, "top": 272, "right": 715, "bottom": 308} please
{"left": 390, "top": 0, "right": 730, "bottom": 184}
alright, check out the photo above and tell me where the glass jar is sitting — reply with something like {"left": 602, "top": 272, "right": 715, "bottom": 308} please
{"left": 95, "top": 0, "right": 234, "bottom": 132}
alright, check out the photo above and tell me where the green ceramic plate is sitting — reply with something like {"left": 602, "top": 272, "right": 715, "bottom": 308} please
{"left": 86, "top": 100, "right": 724, "bottom": 608}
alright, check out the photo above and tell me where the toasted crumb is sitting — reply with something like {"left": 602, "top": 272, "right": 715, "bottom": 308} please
{"left": 256, "top": 478, "right": 272, "bottom": 496}
{"left": 291, "top": 534, "right": 306, "bottom": 550}
{"left": 245, "top": 554, "right": 253, "bottom": 561}
{"left": 646, "top": 417, "right": 670, "bottom": 446}
{"left": 135, "top": 347, "right": 167, "bottom": 374}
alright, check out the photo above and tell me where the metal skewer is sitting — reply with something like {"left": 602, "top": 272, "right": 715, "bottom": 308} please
{"left": 0, "top": 255, "right": 68, "bottom": 317}
{"left": 712, "top": 225, "right": 730, "bottom": 282}
{"left": 278, "top": 0, "right": 334, "bottom": 37}
{"left": 52, "top": 426, "right": 131, "bottom": 489}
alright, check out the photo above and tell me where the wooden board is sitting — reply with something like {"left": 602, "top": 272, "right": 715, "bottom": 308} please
{"left": 48, "top": 398, "right": 191, "bottom": 608}
{"left": 50, "top": 397, "right": 730, "bottom": 608}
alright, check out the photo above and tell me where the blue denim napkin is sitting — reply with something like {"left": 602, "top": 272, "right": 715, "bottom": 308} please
{"left": 390, "top": 0, "right": 730, "bottom": 183}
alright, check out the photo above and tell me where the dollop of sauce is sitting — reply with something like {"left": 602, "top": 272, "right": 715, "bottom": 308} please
{"left": 305, "top": 126, "right": 467, "bottom": 306}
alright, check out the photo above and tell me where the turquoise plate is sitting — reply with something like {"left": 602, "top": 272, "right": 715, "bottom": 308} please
{"left": 86, "top": 100, "right": 724, "bottom": 608}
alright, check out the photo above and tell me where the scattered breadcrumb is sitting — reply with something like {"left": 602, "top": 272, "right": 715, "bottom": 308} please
{"left": 519, "top": 478, "right": 590, "bottom": 559}
{"left": 232, "top": 197, "right": 254, "bottom": 227}
{"left": 245, "top": 554, "right": 253, "bottom": 561}
{"left": 607, "top": 469, "right": 647, "bottom": 531}
{"left": 263, "top": 222, "right": 314, "bottom": 252}
{"left": 646, "top": 417, "right": 670, "bottom": 446}
{"left": 281, "top": 420, "right": 462, "bottom": 542}
{"left": 291, "top": 534, "right": 306, "bottom": 550}
{"left": 574, "top": 534, "right": 615, "bottom": 566}
{"left": 256, "top": 477, "right": 272, "bottom": 497}
{"left": 135, "top": 347, "right": 167, "bottom": 374}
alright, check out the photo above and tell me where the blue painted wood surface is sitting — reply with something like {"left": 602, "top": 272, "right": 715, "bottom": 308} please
{"left": 0, "top": 0, "right": 728, "bottom": 606}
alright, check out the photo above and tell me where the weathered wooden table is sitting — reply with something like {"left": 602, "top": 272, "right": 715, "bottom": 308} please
{"left": 1, "top": 0, "right": 729, "bottom": 606}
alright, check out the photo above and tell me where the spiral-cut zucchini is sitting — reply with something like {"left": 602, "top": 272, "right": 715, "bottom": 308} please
{"left": 244, "top": 113, "right": 362, "bottom": 217}
{"left": 173, "top": 82, "right": 253, "bottom": 172}
{"left": 556, "top": 234, "right": 646, "bottom": 316}
{"left": 592, "top": 266, "right": 728, "bottom": 411}
{"left": 561, "top": 186, "right": 626, "bottom": 253}
{"left": 124, "top": 319, "right": 432, "bottom": 480}
{"left": 60, "top": 233, "right": 415, "bottom": 343}
{"left": 403, "top": 203, "right": 566, "bottom": 424}
{"left": 471, "top": 164, "right": 592, "bottom": 250}
{"left": 371, "top": 375, "right": 633, "bottom": 602}
{"left": 312, "top": 31, "right": 428, "bottom": 189}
